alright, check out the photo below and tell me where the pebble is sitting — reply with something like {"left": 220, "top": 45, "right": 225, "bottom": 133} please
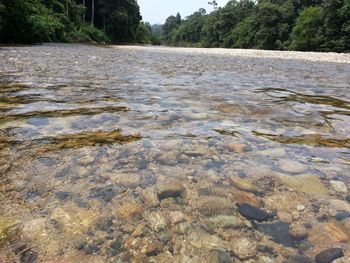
{"left": 226, "top": 142, "right": 246, "bottom": 153}
{"left": 255, "top": 221, "right": 293, "bottom": 247}
{"left": 289, "top": 222, "right": 308, "bottom": 240}
{"left": 232, "top": 237, "right": 257, "bottom": 260}
{"left": 115, "top": 202, "right": 143, "bottom": 219}
{"left": 228, "top": 176, "right": 258, "bottom": 193}
{"left": 330, "top": 180, "right": 348, "bottom": 194}
{"left": 297, "top": 205, "right": 305, "bottom": 211}
{"left": 198, "top": 197, "right": 233, "bottom": 216}
{"left": 278, "top": 174, "right": 328, "bottom": 196}
{"left": 324, "top": 221, "right": 349, "bottom": 242}
{"left": 233, "top": 191, "right": 261, "bottom": 207}
{"left": 237, "top": 203, "right": 273, "bottom": 222}
{"left": 147, "top": 212, "right": 167, "bottom": 232}
{"left": 207, "top": 215, "right": 244, "bottom": 229}
{"left": 315, "top": 248, "right": 344, "bottom": 263}
{"left": 157, "top": 180, "right": 186, "bottom": 200}
{"left": 277, "top": 211, "right": 293, "bottom": 223}
{"left": 278, "top": 160, "right": 307, "bottom": 173}
{"left": 168, "top": 211, "right": 185, "bottom": 225}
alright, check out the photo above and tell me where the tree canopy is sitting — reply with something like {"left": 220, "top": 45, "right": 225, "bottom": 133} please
{"left": 0, "top": 0, "right": 150, "bottom": 44}
{"left": 158, "top": 0, "right": 350, "bottom": 52}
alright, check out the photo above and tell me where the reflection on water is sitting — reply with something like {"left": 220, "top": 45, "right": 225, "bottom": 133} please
{"left": 0, "top": 44, "right": 349, "bottom": 262}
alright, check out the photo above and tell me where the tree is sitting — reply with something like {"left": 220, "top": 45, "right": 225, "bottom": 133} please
{"left": 290, "top": 6, "right": 323, "bottom": 50}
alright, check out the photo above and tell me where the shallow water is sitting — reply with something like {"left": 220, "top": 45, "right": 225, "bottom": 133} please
{"left": 0, "top": 44, "right": 349, "bottom": 262}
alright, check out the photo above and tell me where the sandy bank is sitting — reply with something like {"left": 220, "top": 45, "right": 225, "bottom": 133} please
{"left": 111, "top": 45, "right": 350, "bottom": 64}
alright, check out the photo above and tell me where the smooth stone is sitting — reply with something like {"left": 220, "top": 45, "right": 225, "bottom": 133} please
{"left": 324, "top": 221, "right": 349, "bottom": 242}
{"left": 237, "top": 203, "right": 273, "bottom": 222}
{"left": 278, "top": 160, "right": 307, "bottom": 173}
{"left": 289, "top": 255, "right": 312, "bottom": 263}
{"left": 229, "top": 176, "right": 258, "bottom": 193}
{"left": 255, "top": 221, "right": 293, "bottom": 247}
{"left": 157, "top": 180, "right": 186, "bottom": 200}
{"left": 277, "top": 212, "right": 293, "bottom": 224}
{"left": 278, "top": 174, "right": 328, "bottom": 196}
{"left": 315, "top": 248, "right": 344, "bottom": 263}
{"left": 115, "top": 202, "right": 143, "bottom": 219}
{"left": 198, "top": 197, "right": 233, "bottom": 216}
{"left": 289, "top": 222, "right": 308, "bottom": 240}
{"left": 90, "top": 185, "right": 118, "bottom": 202}
{"left": 335, "top": 211, "right": 350, "bottom": 221}
{"left": 330, "top": 180, "right": 348, "bottom": 194}
{"left": 232, "top": 237, "right": 257, "bottom": 260}
{"left": 233, "top": 191, "right": 261, "bottom": 207}
{"left": 346, "top": 195, "right": 350, "bottom": 203}
{"left": 329, "top": 200, "right": 350, "bottom": 212}
{"left": 297, "top": 205, "right": 306, "bottom": 211}
{"left": 226, "top": 142, "right": 246, "bottom": 153}
{"left": 207, "top": 215, "right": 244, "bottom": 229}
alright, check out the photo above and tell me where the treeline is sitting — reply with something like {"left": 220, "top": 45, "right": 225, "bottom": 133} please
{"left": 0, "top": 0, "right": 154, "bottom": 44}
{"left": 158, "top": 0, "right": 350, "bottom": 52}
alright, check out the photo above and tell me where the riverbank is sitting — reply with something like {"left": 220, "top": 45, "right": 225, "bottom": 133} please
{"left": 111, "top": 45, "right": 350, "bottom": 64}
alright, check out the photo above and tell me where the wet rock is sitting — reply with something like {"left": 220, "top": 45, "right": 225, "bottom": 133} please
{"left": 232, "top": 237, "right": 257, "bottom": 260}
{"left": 346, "top": 195, "right": 350, "bottom": 203}
{"left": 157, "top": 180, "right": 185, "bottom": 200}
{"left": 335, "top": 211, "right": 350, "bottom": 221}
{"left": 228, "top": 176, "right": 258, "bottom": 193}
{"left": 216, "top": 250, "right": 233, "bottom": 263}
{"left": 115, "top": 202, "right": 143, "bottom": 219}
{"left": 329, "top": 200, "right": 350, "bottom": 212}
{"left": 147, "top": 212, "right": 167, "bottom": 232}
{"left": 330, "top": 180, "right": 348, "bottom": 194}
{"left": 315, "top": 248, "right": 344, "bottom": 263}
{"left": 257, "top": 147, "right": 286, "bottom": 157}
{"left": 333, "top": 257, "right": 350, "bottom": 263}
{"left": 225, "top": 142, "right": 246, "bottom": 153}
{"left": 55, "top": 191, "right": 71, "bottom": 201}
{"left": 277, "top": 212, "right": 293, "bottom": 224}
{"left": 233, "top": 191, "right": 261, "bottom": 207}
{"left": 297, "top": 205, "right": 305, "bottom": 211}
{"left": 108, "top": 239, "right": 122, "bottom": 256}
{"left": 324, "top": 221, "right": 349, "bottom": 242}
{"left": 90, "top": 185, "right": 118, "bottom": 202}
{"left": 112, "top": 173, "right": 141, "bottom": 188}
{"left": 198, "top": 196, "right": 233, "bottom": 216}
{"left": 50, "top": 205, "right": 98, "bottom": 239}
{"left": 237, "top": 203, "right": 273, "bottom": 222}
{"left": 289, "top": 254, "right": 312, "bottom": 263}
{"left": 96, "top": 217, "right": 113, "bottom": 231}
{"left": 255, "top": 221, "right": 293, "bottom": 247}
{"left": 168, "top": 211, "right": 185, "bottom": 225}
{"left": 289, "top": 222, "right": 308, "bottom": 240}
{"left": 278, "top": 174, "right": 328, "bottom": 196}
{"left": 207, "top": 215, "right": 244, "bottom": 229}
{"left": 157, "top": 230, "right": 172, "bottom": 243}
{"left": 20, "top": 249, "right": 38, "bottom": 263}
{"left": 278, "top": 160, "right": 307, "bottom": 173}
{"left": 141, "top": 187, "right": 159, "bottom": 207}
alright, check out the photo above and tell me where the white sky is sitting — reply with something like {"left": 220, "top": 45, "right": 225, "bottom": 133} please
{"left": 138, "top": 0, "right": 231, "bottom": 24}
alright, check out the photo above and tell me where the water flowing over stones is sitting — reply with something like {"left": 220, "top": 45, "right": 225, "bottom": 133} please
{"left": 0, "top": 44, "right": 349, "bottom": 262}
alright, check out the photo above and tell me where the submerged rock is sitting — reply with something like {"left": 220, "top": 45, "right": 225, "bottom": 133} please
{"left": 237, "top": 203, "right": 273, "bottom": 222}
{"left": 198, "top": 196, "right": 233, "bottom": 216}
{"left": 232, "top": 237, "right": 257, "bottom": 260}
{"left": 157, "top": 180, "right": 186, "bottom": 200}
{"left": 315, "top": 248, "right": 344, "bottom": 263}
{"left": 254, "top": 221, "right": 293, "bottom": 247}
{"left": 278, "top": 160, "right": 307, "bottom": 173}
{"left": 330, "top": 180, "right": 348, "bottom": 194}
{"left": 228, "top": 176, "right": 258, "bottom": 193}
{"left": 278, "top": 174, "right": 328, "bottom": 196}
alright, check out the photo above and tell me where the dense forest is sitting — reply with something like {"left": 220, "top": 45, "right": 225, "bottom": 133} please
{"left": 157, "top": 0, "right": 350, "bottom": 52}
{"left": 0, "top": 0, "right": 154, "bottom": 44}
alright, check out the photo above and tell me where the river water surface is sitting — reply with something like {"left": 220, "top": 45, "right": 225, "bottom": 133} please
{"left": 0, "top": 44, "right": 350, "bottom": 262}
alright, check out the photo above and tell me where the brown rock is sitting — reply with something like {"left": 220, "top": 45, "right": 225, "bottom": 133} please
{"left": 157, "top": 180, "right": 186, "bottom": 200}
{"left": 233, "top": 191, "right": 261, "bottom": 207}
{"left": 324, "top": 221, "right": 349, "bottom": 242}
{"left": 289, "top": 222, "right": 308, "bottom": 240}
{"left": 226, "top": 142, "right": 246, "bottom": 153}
{"left": 277, "top": 212, "right": 293, "bottom": 224}
{"left": 229, "top": 176, "right": 258, "bottom": 193}
{"left": 197, "top": 196, "right": 233, "bottom": 216}
{"left": 115, "top": 202, "right": 143, "bottom": 219}
{"left": 232, "top": 237, "right": 257, "bottom": 260}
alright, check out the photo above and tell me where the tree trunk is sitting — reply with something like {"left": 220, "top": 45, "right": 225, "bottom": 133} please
{"left": 82, "top": 0, "right": 85, "bottom": 22}
{"left": 91, "top": 0, "right": 95, "bottom": 26}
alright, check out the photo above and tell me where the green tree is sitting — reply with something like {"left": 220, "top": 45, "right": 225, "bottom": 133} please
{"left": 290, "top": 6, "right": 323, "bottom": 51}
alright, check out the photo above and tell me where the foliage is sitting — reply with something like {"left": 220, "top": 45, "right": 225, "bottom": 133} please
{"left": 0, "top": 0, "right": 144, "bottom": 44}
{"left": 159, "top": 0, "right": 350, "bottom": 52}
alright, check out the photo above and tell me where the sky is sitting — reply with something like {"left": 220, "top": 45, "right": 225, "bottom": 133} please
{"left": 137, "top": 0, "right": 230, "bottom": 24}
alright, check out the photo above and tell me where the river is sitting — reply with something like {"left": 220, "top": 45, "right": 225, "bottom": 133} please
{"left": 0, "top": 44, "right": 349, "bottom": 262}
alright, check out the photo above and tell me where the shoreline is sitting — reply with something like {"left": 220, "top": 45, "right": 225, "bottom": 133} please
{"left": 111, "top": 45, "right": 350, "bottom": 64}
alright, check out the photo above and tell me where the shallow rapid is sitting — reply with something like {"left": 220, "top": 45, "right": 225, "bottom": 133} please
{"left": 0, "top": 44, "right": 349, "bottom": 262}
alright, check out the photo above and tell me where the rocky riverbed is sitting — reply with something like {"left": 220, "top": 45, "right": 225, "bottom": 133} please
{"left": 0, "top": 44, "right": 349, "bottom": 262}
